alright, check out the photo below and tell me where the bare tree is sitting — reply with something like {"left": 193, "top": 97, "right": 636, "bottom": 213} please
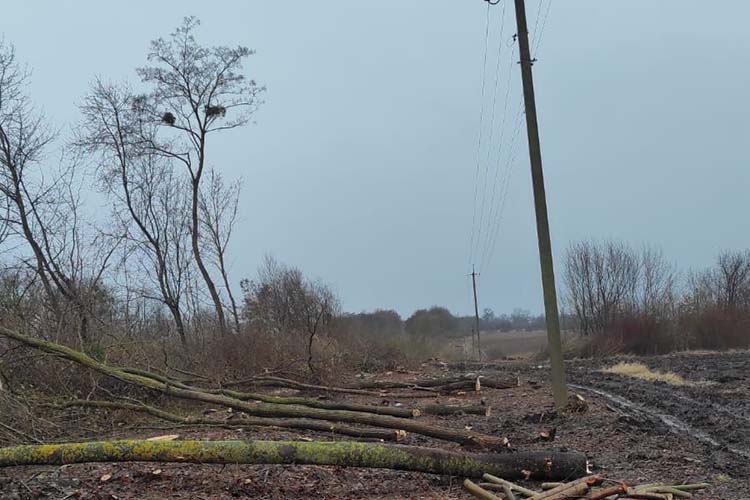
{"left": 0, "top": 41, "right": 117, "bottom": 346}
{"left": 687, "top": 250, "right": 750, "bottom": 314}
{"left": 135, "top": 17, "right": 263, "bottom": 333}
{"left": 640, "top": 246, "right": 676, "bottom": 320}
{"left": 242, "top": 256, "right": 339, "bottom": 376}
{"left": 77, "top": 80, "right": 194, "bottom": 345}
{"left": 563, "top": 240, "right": 641, "bottom": 335}
{"left": 199, "top": 168, "right": 241, "bottom": 332}
{"left": 300, "top": 279, "right": 337, "bottom": 379}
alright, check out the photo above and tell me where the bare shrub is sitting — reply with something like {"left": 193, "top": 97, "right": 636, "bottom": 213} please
{"left": 563, "top": 240, "right": 677, "bottom": 354}
{"left": 241, "top": 256, "right": 340, "bottom": 380}
{"left": 679, "top": 250, "right": 750, "bottom": 350}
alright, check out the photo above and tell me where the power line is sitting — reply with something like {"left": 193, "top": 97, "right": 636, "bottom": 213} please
{"left": 477, "top": 38, "right": 519, "bottom": 273}
{"left": 468, "top": 2, "right": 493, "bottom": 270}
{"left": 475, "top": 2, "right": 509, "bottom": 273}
{"left": 531, "top": 0, "right": 553, "bottom": 53}
{"left": 533, "top": 0, "right": 553, "bottom": 54}
{"left": 530, "top": 0, "right": 546, "bottom": 47}
{"left": 478, "top": 0, "right": 555, "bottom": 273}
{"left": 481, "top": 101, "right": 525, "bottom": 271}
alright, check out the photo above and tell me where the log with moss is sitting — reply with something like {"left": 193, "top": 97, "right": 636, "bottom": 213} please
{"left": 0, "top": 327, "right": 507, "bottom": 449}
{"left": 0, "top": 439, "right": 587, "bottom": 480}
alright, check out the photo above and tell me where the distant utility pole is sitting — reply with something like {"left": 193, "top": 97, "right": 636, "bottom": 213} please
{"left": 512, "top": 0, "right": 568, "bottom": 409}
{"left": 470, "top": 266, "right": 481, "bottom": 360}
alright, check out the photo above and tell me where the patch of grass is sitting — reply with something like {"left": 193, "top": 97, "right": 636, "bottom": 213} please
{"left": 600, "top": 362, "right": 688, "bottom": 386}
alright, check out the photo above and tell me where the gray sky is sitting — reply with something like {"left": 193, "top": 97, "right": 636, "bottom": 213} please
{"left": 3, "top": 1, "right": 749, "bottom": 317}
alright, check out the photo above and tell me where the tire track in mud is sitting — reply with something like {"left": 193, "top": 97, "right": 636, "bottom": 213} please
{"left": 564, "top": 353, "right": 750, "bottom": 467}
{"left": 569, "top": 383, "right": 750, "bottom": 460}
{"left": 457, "top": 354, "right": 750, "bottom": 467}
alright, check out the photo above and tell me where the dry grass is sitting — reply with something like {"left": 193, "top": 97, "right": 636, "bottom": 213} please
{"left": 601, "top": 362, "right": 688, "bottom": 386}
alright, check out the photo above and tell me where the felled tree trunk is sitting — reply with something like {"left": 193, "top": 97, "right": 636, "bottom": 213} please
{"left": 123, "top": 368, "right": 420, "bottom": 418}
{"left": 228, "top": 376, "right": 389, "bottom": 396}
{"left": 61, "top": 400, "right": 406, "bottom": 441}
{"left": 0, "top": 327, "right": 507, "bottom": 449}
{"left": 0, "top": 439, "right": 587, "bottom": 480}
{"left": 351, "top": 375, "right": 519, "bottom": 391}
{"left": 215, "top": 388, "right": 420, "bottom": 418}
{"left": 423, "top": 405, "right": 491, "bottom": 417}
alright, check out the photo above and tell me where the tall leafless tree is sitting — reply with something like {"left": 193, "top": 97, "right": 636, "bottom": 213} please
{"left": 0, "top": 41, "right": 116, "bottom": 346}
{"left": 199, "top": 168, "right": 241, "bottom": 333}
{"left": 135, "top": 17, "right": 263, "bottom": 334}
{"left": 77, "top": 80, "right": 194, "bottom": 345}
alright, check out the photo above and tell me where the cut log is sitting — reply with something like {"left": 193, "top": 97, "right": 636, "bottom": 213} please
{"left": 624, "top": 489, "right": 670, "bottom": 500}
{"left": 351, "top": 375, "right": 519, "bottom": 390}
{"left": 463, "top": 479, "right": 503, "bottom": 500}
{"left": 585, "top": 484, "right": 627, "bottom": 499}
{"left": 423, "top": 404, "right": 491, "bottom": 417}
{"left": 0, "top": 327, "right": 507, "bottom": 449}
{"left": 0, "top": 439, "right": 588, "bottom": 480}
{"left": 123, "top": 368, "right": 420, "bottom": 418}
{"left": 215, "top": 388, "right": 420, "bottom": 418}
{"left": 226, "top": 376, "right": 479, "bottom": 399}
{"left": 530, "top": 476, "right": 602, "bottom": 500}
{"left": 228, "top": 376, "right": 390, "bottom": 396}
{"left": 60, "top": 400, "right": 406, "bottom": 441}
{"left": 482, "top": 473, "right": 540, "bottom": 497}
{"left": 477, "top": 483, "right": 506, "bottom": 492}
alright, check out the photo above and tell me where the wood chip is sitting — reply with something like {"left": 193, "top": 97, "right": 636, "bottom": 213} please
{"left": 146, "top": 434, "right": 179, "bottom": 442}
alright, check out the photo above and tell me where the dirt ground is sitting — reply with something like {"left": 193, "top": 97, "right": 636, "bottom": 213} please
{"left": 2, "top": 351, "right": 749, "bottom": 499}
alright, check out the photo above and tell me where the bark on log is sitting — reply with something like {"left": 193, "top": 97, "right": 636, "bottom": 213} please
{"left": 351, "top": 375, "right": 519, "bottom": 390}
{"left": 463, "top": 479, "right": 503, "bottom": 500}
{"left": 423, "top": 405, "right": 491, "bottom": 417}
{"left": 61, "top": 400, "right": 406, "bottom": 441}
{"left": 229, "top": 376, "right": 390, "bottom": 396}
{"left": 585, "top": 484, "right": 627, "bottom": 499}
{"left": 0, "top": 439, "right": 588, "bottom": 480}
{"left": 530, "top": 476, "right": 602, "bottom": 500}
{"left": 483, "top": 473, "right": 540, "bottom": 497}
{"left": 226, "top": 376, "right": 477, "bottom": 399}
{"left": 215, "top": 388, "right": 420, "bottom": 418}
{"left": 124, "top": 369, "right": 421, "bottom": 417}
{"left": 123, "top": 369, "right": 420, "bottom": 418}
{"left": 0, "top": 327, "right": 507, "bottom": 449}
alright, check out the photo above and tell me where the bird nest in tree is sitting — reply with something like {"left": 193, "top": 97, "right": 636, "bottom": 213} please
{"left": 161, "top": 112, "right": 176, "bottom": 125}
{"left": 205, "top": 105, "right": 226, "bottom": 117}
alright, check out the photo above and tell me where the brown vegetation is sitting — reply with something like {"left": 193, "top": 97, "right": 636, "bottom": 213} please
{"left": 563, "top": 241, "right": 750, "bottom": 356}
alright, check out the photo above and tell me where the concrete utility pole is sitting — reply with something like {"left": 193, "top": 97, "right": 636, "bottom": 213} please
{"left": 470, "top": 266, "right": 481, "bottom": 360}
{"left": 512, "top": 0, "right": 568, "bottom": 409}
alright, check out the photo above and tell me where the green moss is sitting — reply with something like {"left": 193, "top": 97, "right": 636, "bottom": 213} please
{"left": 0, "top": 439, "right": 586, "bottom": 480}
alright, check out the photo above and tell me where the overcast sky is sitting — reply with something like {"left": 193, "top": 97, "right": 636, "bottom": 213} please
{"left": 3, "top": 1, "right": 749, "bottom": 317}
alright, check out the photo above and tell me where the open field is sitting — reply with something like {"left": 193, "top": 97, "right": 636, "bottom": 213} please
{"left": 448, "top": 329, "right": 550, "bottom": 360}
{"left": 2, "top": 350, "right": 748, "bottom": 498}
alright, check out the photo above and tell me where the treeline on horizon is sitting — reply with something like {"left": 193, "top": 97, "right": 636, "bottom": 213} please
{"left": 341, "top": 306, "right": 552, "bottom": 340}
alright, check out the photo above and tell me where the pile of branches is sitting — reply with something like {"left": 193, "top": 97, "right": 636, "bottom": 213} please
{"left": 464, "top": 474, "right": 710, "bottom": 499}
{"left": 0, "top": 326, "right": 587, "bottom": 481}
